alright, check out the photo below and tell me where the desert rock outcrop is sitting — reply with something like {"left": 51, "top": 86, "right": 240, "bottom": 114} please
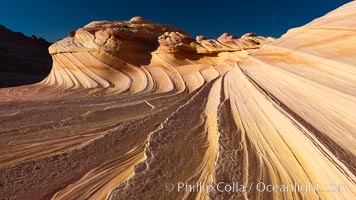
{"left": 0, "top": 25, "right": 51, "bottom": 87}
{"left": 0, "top": 2, "right": 355, "bottom": 200}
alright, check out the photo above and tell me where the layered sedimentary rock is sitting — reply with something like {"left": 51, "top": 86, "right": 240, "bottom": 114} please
{"left": 0, "top": 25, "right": 51, "bottom": 87}
{"left": 0, "top": 1, "right": 356, "bottom": 200}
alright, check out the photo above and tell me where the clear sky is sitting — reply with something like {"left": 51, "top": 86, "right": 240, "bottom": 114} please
{"left": 0, "top": 0, "right": 351, "bottom": 42}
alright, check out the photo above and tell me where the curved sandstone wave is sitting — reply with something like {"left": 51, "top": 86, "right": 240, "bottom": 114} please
{"left": 0, "top": 2, "right": 355, "bottom": 200}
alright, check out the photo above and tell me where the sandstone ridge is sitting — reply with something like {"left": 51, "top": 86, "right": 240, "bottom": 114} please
{"left": 0, "top": 2, "right": 355, "bottom": 200}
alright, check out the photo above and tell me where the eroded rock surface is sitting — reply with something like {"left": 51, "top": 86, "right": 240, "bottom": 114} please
{"left": 0, "top": 2, "right": 356, "bottom": 200}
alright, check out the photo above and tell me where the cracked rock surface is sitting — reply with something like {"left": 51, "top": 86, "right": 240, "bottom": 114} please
{"left": 0, "top": 1, "right": 356, "bottom": 200}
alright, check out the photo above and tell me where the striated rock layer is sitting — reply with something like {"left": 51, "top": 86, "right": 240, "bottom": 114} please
{"left": 0, "top": 2, "right": 355, "bottom": 200}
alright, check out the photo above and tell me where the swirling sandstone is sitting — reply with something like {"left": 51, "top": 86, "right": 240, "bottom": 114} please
{"left": 0, "top": 2, "right": 355, "bottom": 200}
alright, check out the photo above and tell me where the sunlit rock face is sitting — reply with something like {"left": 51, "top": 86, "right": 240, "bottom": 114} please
{"left": 0, "top": 1, "right": 355, "bottom": 200}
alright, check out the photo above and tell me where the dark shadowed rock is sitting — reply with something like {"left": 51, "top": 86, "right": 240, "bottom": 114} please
{"left": 0, "top": 25, "right": 52, "bottom": 88}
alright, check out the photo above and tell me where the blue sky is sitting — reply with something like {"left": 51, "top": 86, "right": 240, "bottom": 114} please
{"left": 0, "top": 0, "right": 351, "bottom": 42}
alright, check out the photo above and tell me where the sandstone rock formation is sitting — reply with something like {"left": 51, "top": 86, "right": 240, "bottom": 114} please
{"left": 0, "top": 25, "right": 51, "bottom": 87}
{"left": 0, "top": 1, "right": 355, "bottom": 200}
